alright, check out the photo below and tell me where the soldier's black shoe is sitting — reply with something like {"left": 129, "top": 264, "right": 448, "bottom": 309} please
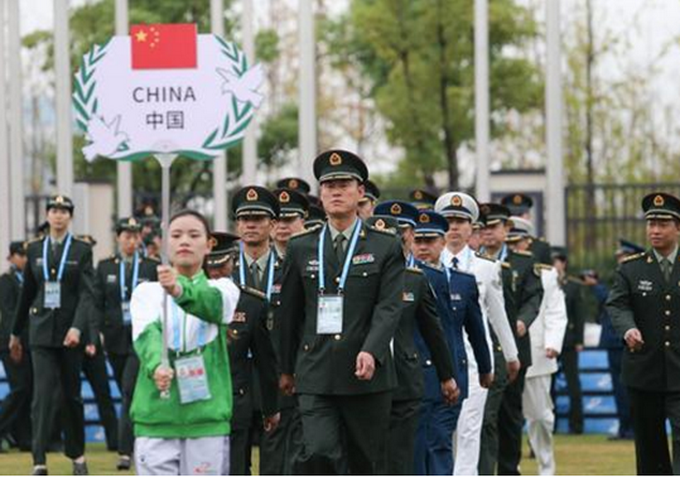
{"left": 32, "top": 466, "right": 48, "bottom": 475}
{"left": 117, "top": 456, "right": 131, "bottom": 471}
{"left": 72, "top": 462, "right": 89, "bottom": 475}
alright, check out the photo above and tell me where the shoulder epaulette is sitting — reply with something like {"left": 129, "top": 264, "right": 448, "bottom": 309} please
{"left": 501, "top": 262, "right": 511, "bottom": 269}
{"left": 406, "top": 266, "right": 423, "bottom": 275}
{"left": 621, "top": 252, "right": 644, "bottom": 264}
{"left": 291, "top": 225, "right": 321, "bottom": 240}
{"left": 25, "top": 237, "right": 43, "bottom": 247}
{"left": 72, "top": 236, "right": 90, "bottom": 244}
{"left": 534, "top": 263, "right": 553, "bottom": 271}
{"left": 239, "top": 285, "right": 266, "bottom": 300}
{"left": 513, "top": 250, "right": 533, "bottom": 257}
{"left": 368, "top": 225, "right": 396, "bottom": 236}
{"left": 145, "top": 256, "right": 161, "bottom": 263}
{"left": 475, "top": 252, "right": 496, "bottom": 262}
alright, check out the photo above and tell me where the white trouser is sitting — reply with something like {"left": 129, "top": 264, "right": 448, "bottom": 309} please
{"left": 453, "top": 369, "right": 489, "bottom": 475}
{"left": 522, "top": 375, "right": 556, "bottom": 475}
{"left": 135, "top": 435, "right": 230, "bottom": 475}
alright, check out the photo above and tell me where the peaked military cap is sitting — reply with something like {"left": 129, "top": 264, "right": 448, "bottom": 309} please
{"left": 360, "top": 180, "right": 381, "bottom": 204}
{"left": 46, "top": 194, "right": 74, "bottom": 214}
{"left": 616, "top": 238, "right": 645, "bottom": 256}
{"left": 116, "top": 217, "right": 142, "bottom": 235}
{"left": 501, "top": 193, "right": 534, "bottom": 215}
{"left": 506, "top": 216, "right": 534, "bottom": 242}
{"left": 275, "top": 188, "right": 309, "bottom": 219}
{"left": 305, "top": 204, "right": 327, "bottom": 229}
{"left": 276, "top": 177, "right": 311, "bottom": 195}
{"left": 478, "top": 203, "right": 511, "bottom": 226}
{"left": 409, "top": 189, "right": 437, "bottom": 210}
{"left": 307, "top": 194, "right": 321, "bottom": 207}
{"left": 366, "top": 216, "right": 399, "bottom": 234}
{"left": 232, "top": 185, "right": 280, "bottom": 219}
{"left": 435, "top": 192, "right": 479, "bottom": 222}
{"left": 414, "top": 210, "right": 448, "bottom": 238}
{"left": 374, "top": 200, "right": 419, "bottom": 228}
{"left": 9, "top": 241, "right": 25, "bottom": 256}
{"left": 313, "top": 149, "right": 368, "bottom": 184}
{"left": 551, "top": 246, "right": 568, "bottom": 261}
{"left": 207, "top": 232, "right": 240, "bottom": 268}
{"left": 642, "top": 192, "right": 680, "bottom": 221}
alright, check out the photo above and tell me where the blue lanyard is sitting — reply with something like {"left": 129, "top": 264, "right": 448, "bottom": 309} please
{"left": 12, "top": 266, "right": 23, "bottom": 285}
{"left": 119, "top": 252, "right": 140, "bottom": 303}
{"left": 171, "top": 300, "right": 207, "bottom": 353}
{"left": 406, "top": 253, "right": 416, "bottom": 268}
{"left": 239, "top": 245, "right": 275, "bottom": 301}
{"left": 499, "top": 244, "right": 508, "bottom": 261}
{"left": 318, "top": 220, "right": 362, "bottom": 294}
{"left": 42, "top": 234, "right": 73, "bottom": 282}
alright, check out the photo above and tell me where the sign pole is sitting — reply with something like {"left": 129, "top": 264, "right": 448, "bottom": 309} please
{"left": 156, "top": 152, "right": 177, "bottom": 398}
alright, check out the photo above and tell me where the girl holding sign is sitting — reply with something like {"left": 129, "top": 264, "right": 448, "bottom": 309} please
{"left": 130, "top": 210, "right": 240, "bottom": 475}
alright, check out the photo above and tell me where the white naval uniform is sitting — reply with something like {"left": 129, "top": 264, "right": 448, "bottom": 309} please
{"left": 523, "top": 266, "right": 567, "bottom": 475}
{"left": 441, "top": 245, "right": 519, "bottom": 476}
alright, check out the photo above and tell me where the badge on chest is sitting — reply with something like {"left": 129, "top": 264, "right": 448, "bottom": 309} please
{"left": 175, "top": 355, "right": 211, "bottom": 404}
{"left": 637, "top": 280, "right": 653, "bottom": 292}
{"left": 352, "top": 253, "right": 375, "bottom": 265}
{"left": 402, "top": 292, "right": 415, "bottom": 302}
{"left": 232, "top": 312, "right": 247, "bottom": 323}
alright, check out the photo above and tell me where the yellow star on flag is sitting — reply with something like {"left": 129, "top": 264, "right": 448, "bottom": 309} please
{"left": 135, "top": 30, "right": 148, "bottom": 42}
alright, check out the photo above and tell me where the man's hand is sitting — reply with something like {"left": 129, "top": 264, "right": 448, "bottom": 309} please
{"left": 440, "top": 379, "right": 460, "bottom": 405}
{"left": 516, "top": 321, "right": 527, "bottom": 338}
{"left": 506, "top": 359, "right": 521, "bottom": 383}
{"left": 153, "top": 366, "right": 174, "bottom": 392}
{"left": 545, "top": 348, "right": 558, "bottom": 359}
{"left": 263, "top": 412, "right": 281, "bottom": 433}
{"left": 279, "top": 373, "right": 296, "bottom": 396}
{"left": 479, "top": 372, "right": 495, "bottom": 389}
{"left": 624, "top": 328, "right": 644, "bottom": 351}
{"left": 355, "top": 351, "right": 376, "bottom": 380}
{"left": 157, "top": 265, "right": 182, "bottom": 298}
{"left": 63, "top": 328, "right": 81, "bottom": 348}
{"left": 9, "top": 335, "right": 22, "bottom": 363}
{"left": 85, "top": 344, "right": 97, "bottom": 357}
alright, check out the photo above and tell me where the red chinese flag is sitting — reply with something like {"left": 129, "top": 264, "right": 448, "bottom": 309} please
{"left": 131, "top": 23, "right": 197, "bottom": 69}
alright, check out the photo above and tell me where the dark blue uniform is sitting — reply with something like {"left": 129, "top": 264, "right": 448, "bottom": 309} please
{"left": 413, "top": 262, "right": 491, "bottom": 475}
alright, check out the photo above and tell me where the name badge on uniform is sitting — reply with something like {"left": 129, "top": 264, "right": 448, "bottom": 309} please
{"left": 352, "top": 253, "right": 375, "bottom": 265}
{"left": 174, "top": 354, "right": 211, "bottom": 404}
{"left": 637, "top": 280, "right": 653, "bottom": 292}
{"left": 317, "top": 295, "right": 343, "bottom": 334}
{"left": 107, "top": 274, "right": 117, "bottom": 284}
{"left": 121, "top": 301, "right": 132, "bottom": 324}
{"left": 44, "top": 281, "right": 62, "bottom": 309}
{"left": 402, "top": 292, "right": 415, "bottom": 302}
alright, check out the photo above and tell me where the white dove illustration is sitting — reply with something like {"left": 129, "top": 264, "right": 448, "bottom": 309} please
{"left": 216, "top": 64, "right": 265, "bottom": 108}
{"left": 83, "top": 114, "right": 129, "bottom": 162}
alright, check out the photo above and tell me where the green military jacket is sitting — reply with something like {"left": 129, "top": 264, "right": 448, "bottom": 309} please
{"left": 606, "top": 250, "right": 680, "bottom": 392}
{"left": 92, "top": 254, "right": 158, "bottom": 355}
{"left": 277, "top": 221, "right": 405, "bottom": 395}
{"left": 562, "top": 276, "right": 586, "bottom": 349}
{"left": 228, "top": 285, "right": 279, "bottom": 430}
{"left": 0, "top": 267, "right": 23, "bottom": 351}
{"left": 13, "top": 235, "right": 94, "bottom": 348}
{"left": 500, "top": 248, "right": 543, "bottom": 368}
{"left": 393, "top": 267, "right": 454, "bottom": 402}
{"left": 530, "top": 237, "right": 552, "bottom": 265}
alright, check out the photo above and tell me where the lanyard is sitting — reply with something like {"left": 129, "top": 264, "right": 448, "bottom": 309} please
{"left": 406, "top": 253, "right": 416, "bottom": 268}
{"left": 120, "top": 252, "right": 140, "bottom": 303}
{"left": 42, "top": 233, "right": 73, "bottom": 282}
{"left": 171, "top": 300, "right": 207, "bottom": 353}
{"left": 238, "top": 245, "right": 276, "bottom": 301}
{"left": 318, "top": 220, "right": 362, "bottom": 294}
{"left": 499, "top": 244, "right": 508, "bottom": 262}
{"left": 12, "top": 266, "right": 24, "bottom": 285}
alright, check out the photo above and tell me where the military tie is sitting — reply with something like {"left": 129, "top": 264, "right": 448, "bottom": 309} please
{"left": 661, "top": 258, "right": 672, "bottom": 282}
{"left": 451, "top": 257, "right": 459, "bottom": 270}
{"left": 335, "top": 234, "right": 347, "bottom": 265}
{"left": 250, "top": 261, "right": 261, "bottom": 289}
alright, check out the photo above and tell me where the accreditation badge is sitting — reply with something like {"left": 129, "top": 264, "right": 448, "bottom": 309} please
{"left": 121, "top": 301, "right": 132, "bottom": 324}
{"left": 44, "top": 281, "right": 62, "bottom": 309}
{"left": 317, "top": 294, "right": 343, "bottom": 334}
{"left": 174, "top": 354, "right": 211, "bottom": 404}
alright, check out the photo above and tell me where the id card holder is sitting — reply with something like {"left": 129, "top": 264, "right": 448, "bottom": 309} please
{"left": 44, "top": 281, "right": 62, "bottom": 309}
{"left": 121, "top": 301, "right": 132, "bottom": 324}
{"left": 317, "top": 294, "right": 343, "bottom": 334}
{"left": 174, "top": 354, "right": 212, "bottom": 404}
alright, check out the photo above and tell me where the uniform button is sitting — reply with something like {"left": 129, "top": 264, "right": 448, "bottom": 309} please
{"left": 666, "top": 310, "right": 672, "bottom": 316}
{"left": 51, "top": 268, "right": 56, "bottom": 274}
{"left": 642, "top": 292, "right": 647, "bottom": 297}
{"left": 453, "top": 307, "right": 457, "bottom": 311}
{"left": 667, "top": 295, "right": 672, "bottom": 301}
{"left": 31, "top": 307, "right": 37, "bottom": 314}
{"left": 666, "top": 341, "right": 671, "bottom": 347}
{"left": 239, "top": 388, "right": 245, "bottom": 395}
{"left": 335, "top": 277, "right": 340, "bottom": 284}
{"left": 665, "top": 325, "right": 671, "bottom": 331}
{"left": 425, "top": 360, "right": 432, "bottom": 366}
{"left": 311, "top": 274, "right": 316, "bottom": 279}
{"left": 303, "top": 344, "right": 309, "bottom": 351}
{"left": 413, "top": 353, "right": 418, "bottom": 359}
{"left": 362, "top": 272, "right": 368, "bottom": 277}
{"left": 334, "top": 334, "right": 341, "bottom": 341}
{"left": 233, "top": 329, "right": 238, "bottom": 335}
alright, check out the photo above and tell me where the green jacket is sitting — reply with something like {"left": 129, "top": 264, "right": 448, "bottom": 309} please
{"left": 130, "top": 272, "right": 239, "bottom": 438}
{"left": 277, "top": 221, "right": 404, "bottom": 395}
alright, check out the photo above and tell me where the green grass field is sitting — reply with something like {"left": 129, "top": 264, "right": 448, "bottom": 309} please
{"left": 0, "top": 434, "right": 635, "bottom": 475}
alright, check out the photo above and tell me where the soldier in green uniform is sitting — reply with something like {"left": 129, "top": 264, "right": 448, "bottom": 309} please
{"left": 10, "top": 195, "right": 94, "bottom": 475}
{"left": 501, "top": 194, "right": 552, "bottom": 265}
{"left": 478, "top": 203, "right": 543, "bottom": 475}
{"left": 0, "top": 241, "right": 32, "bottom": 451}
{"left": 409, "top": 190, "right": 437, "bottom": 211}
{"left": 606, "top": 192, "right": 680, "bottom": 474}
{"left": 277, "top": 150, "right": 404, "bottom": 474}
{"left": 272, "top": 188, "right": 309, "bottom": 259}
{"left": 305, "top": 205, "right": 326, "bottom": 230}
{"left": 90, "top": 217, "right": 158, "bottom": 470}
{"left": 277, "top": 177, "right": 312, "bottom": 196}
{"left": 365, "top": 209, "right": 458, "bottom": 475}
{"left": 205, "top": 232, "right": 280, "bottom": 475}
{"left": 357, "top": 180, "right": 380, "bottom": 220}
{"left": 551, "top": 246, "right": 586, "bottom": 435}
